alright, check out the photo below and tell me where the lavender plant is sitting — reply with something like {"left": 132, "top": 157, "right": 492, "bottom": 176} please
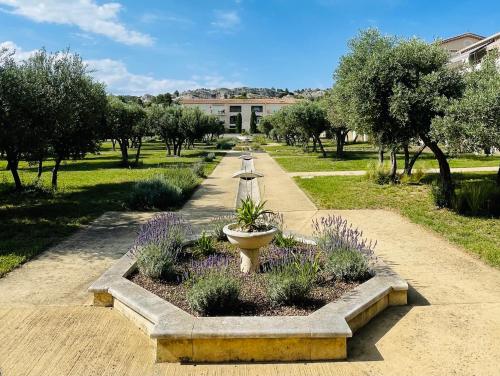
{"left": 185, "top": 254, "right": 240, "bottom": 315}
{"left": 262, "top": 244, "right": 321, "bottom": 305}
{"left": 312, "top": 215, "right": 376, "bottom": 256}
{"left": 133, "top": 213, "right": 192, "bottom": 280}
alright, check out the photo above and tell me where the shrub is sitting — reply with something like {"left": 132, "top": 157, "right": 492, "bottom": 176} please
{"left": 252, "top": 135, "right": 268, "bottom": 145}
{"left": 210, "top": 215, "right": 235, "bottom": 241}
{"left": 431, "top": 181, "right": 448, "bottom": 208}
{"left": 264, "top": 246, "right": 320, "bottom": 305}
{"left": 452, "top": 181, "right": 498, "bottom": 215}
{"left": 191, "top": 162, "right": 205, "bottom": 178}
{"left": 400, "top": 167, "right": 426, "bottom": 185}
{"left": 136, "top": 243, "right": 177, "bottom": 279}
{"left": 163, "top": 168, "right": 199, "bottom": 195}
{"left": 203, "top": 152, "right": 216, "bottom": 162}
{"left": 273, "top": 232, "right": 298, "bottom": 248}
{"left": 216, "top": 139, "right": 236, "bottom": 150}
{"left": 134, "top": 213, "right": 189, "bottom": 279}
{"left": 128, "top": 175, "right": 182, "bottom": 210}
{"left": 312, "top": 215, "right": 376, "bottom": 256}
{"left": 250, "top": 142, "right": 262, "bottom": 151}
{"left": 187, "top": 271, "right": 240, "bottom": 315}
{"left": 267, "top": 265, "right": 316, "bottom": 305}
{"left": 325, "top": 248, "right": 371, "bottom": 282}
{"left": 193, "top": 232, "right": 215, "bottom": 257}
{"left": 366, "top": 162, "right": 393, "bottom": 185}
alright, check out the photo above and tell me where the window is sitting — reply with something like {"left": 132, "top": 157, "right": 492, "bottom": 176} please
{"left": 251, "top": 106, "right": 263, "bottom": 113}
{"left": 229, "top": 115, "right": 238, "bottom": 124}
{"left": 229, "top": 106, "right": 242, "bottom": 112}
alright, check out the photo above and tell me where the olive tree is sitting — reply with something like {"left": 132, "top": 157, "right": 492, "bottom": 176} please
{"left": 285, "top": 101, "right": 329, "bottom": 156}
{"left": 432, "top": 52, "right": 500, "bottom": 185}
{"left": 0, "top": 49, "right": 37, "bottom": 190}
{"left": 320, "top": 87, "right": 350, "bottom": 158}
{"left": 335, "top": 30, "right": 464, "bottom": 204}
{"left": 106, "top": 96, "right": 146, "bottom": 166}
{"left": 47, "top": 51, "right": 107, "bottom": 188}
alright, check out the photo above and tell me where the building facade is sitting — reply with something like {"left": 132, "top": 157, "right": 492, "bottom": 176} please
{"left": 440, "top": 32, "right": 500, "bottom": 66}
{"left": 180, "top": 98, "right": 297, "bottom": 132}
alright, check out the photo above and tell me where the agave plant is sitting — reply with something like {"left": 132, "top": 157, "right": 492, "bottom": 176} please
{"left": 236, "top": 197, "right": 273, "bottom": 232}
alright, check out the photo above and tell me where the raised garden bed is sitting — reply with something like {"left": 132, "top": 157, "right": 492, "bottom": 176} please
{"left": 89, "top": 212, "right": 408, "bottom": 363}
{"left": 129, "top": 240, "right": 362, "bottom": 317}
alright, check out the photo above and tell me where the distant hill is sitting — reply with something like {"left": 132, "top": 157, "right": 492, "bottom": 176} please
{"left": 178, "top": 87, "right": 326, "bottom": 100}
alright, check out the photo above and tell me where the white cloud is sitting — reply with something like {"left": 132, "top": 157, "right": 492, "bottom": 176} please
{"left": 211, "top": 10, "right": 240, "bottom": 30}
{"left": 0, "top": 0, "right": 153, "bottom": 46}
{"left": 2, "top": 40, "right": 244, "bottom": 95}
{"left": 87, "top": 59, "right": 244, "bottom": 95}
{"left": 0, "top": 40, "right": 36, "bottom": 60}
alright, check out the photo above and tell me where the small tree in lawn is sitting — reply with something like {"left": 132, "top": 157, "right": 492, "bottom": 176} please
{"left": 106, "top": 96, "right": 146, "bottom": 167}
{"left": 0, "top": 48, "right": 40, "bottom": 190}
{"left": 320, "top": 87, "right": 350, "bottom": 158}
{"left": 333, "top": 29, "right": 396, "bottom": 164}
{"left": 236, "top": 113, "right": 242, "bottom": 134}
{"left": 432, "top": 51, "right": 500, "bottom": 185}
{"left": 249, "top": 110, "right": 257, "bottom": 134}
{"left": 48, "top": 51, "right": 108, "bottom": 188}
{"left": 285, "top": 101, "right": 329, "bottom": 157}
{"left": 258, "top": 116, "right": 273, "bottom": 137}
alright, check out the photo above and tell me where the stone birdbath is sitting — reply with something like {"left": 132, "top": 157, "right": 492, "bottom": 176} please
{"left": 223, "top": 223, "right": 277, "bottom": 273}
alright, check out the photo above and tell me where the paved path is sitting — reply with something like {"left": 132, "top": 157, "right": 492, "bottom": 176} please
{"left": 288, "top": 165, "right": 499, "bottom": 178}
{"left": 1, "top": 152, "right": 499, "bottom": 376}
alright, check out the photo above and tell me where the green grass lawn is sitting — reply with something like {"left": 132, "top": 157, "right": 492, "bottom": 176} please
{"left": 264, "top": 142, "right": 500, "bottom": 172}
{"left": 0, "top": 140, "right": 222, "bottom": 277}
{"left": 296, "top": 173, "right": 500, "bottom": 267}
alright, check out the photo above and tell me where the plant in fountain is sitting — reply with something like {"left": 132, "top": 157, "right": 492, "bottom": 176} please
{"left": 235, "top": 197, "right": 273, "bottom": 232}
{"left": 223, "top": 197, "right": 278, "bottom": 273}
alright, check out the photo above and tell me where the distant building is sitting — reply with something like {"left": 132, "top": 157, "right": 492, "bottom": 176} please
{"left": 440, "top": 32, "right": 485, "bottom": 55}
{"left": 181, "top": 98, "right": 297, "bottom": 132}
{"left": 440, "top": 32, "right": 500, "bottom": 66}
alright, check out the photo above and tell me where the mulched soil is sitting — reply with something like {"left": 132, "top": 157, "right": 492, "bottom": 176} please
{"left": 129, "top": 241, "right": 362, "bottom": 317}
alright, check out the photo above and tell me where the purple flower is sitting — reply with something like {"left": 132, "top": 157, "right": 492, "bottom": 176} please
{"left": 312, "top": 215, "right": 376, "bottom": 256}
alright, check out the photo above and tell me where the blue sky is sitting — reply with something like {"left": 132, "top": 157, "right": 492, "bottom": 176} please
{"left": 0, "top": 0, "right": 498, "bottom": 95}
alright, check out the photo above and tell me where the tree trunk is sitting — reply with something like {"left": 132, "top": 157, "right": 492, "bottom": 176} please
{"left": 406, "top": 145, "right": 426, "bottom": 175}
{"left": 389, "top": 149, "right": 398, "bottom": 181}
{"left": 51, "top": 158, "right": 62, "bottom": 189}
{"left": 177, "top": 143, "right": 182, "bottom": 156}
{"left": 352, "top": 134, "right": 358, "bottom": 143}
{"left": 378, "top": 145, "right": 384, "bottom": 164}
{"left": 37, "top": 160, "right": 43, "bottom": 178}
{"left": 118, "top": 140, "right": 129, "bottom": 166}
{"left": 497, "top": 163, "right": 500, "bottom": 186}
{"left": 312, "top": 138, "right": 317, "bottom": 152}
{"left": 403, "top": 144, "right": 410, "bottom": 172}
{"left": 166, "top": 142, "right": 171, "bottom": 156}
{"left": 134, "top": 138, "right": 142, "bottom": 165}
{"left": 422, "top": 136, "right": 453, "bottom": 207}
{"left": 111, "top": 139, "right": 116, "bottom": 151}
{"left": 335, "top": 130, "right": 346, "bottom": 158}
{"left": 316, "top": 136, "right": 326, "bottom": 157}
{"left": 8, "top": 159, "right": 22, "bottom": 191}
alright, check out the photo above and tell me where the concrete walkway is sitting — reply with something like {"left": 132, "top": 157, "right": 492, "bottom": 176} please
{"left": 1, "top": 152, "right": 499, "bottom": 376}
{"left": 288, "top": 165, "right": 499, "bottom": 178}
